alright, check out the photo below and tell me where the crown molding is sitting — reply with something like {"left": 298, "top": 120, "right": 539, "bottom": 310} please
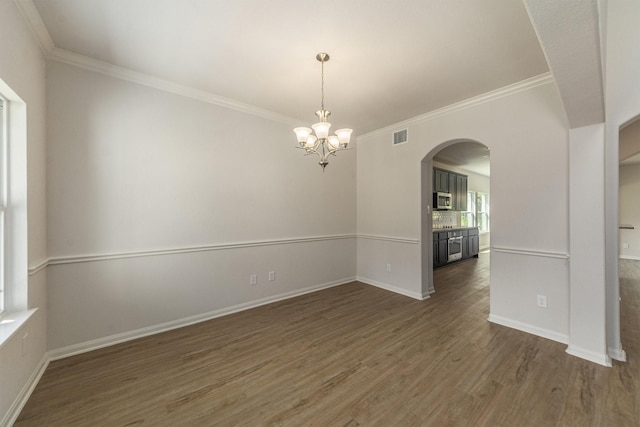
{"left": 16, "top": 0, "right": 554, "bottom": 139}
{"left": 14, "top": 0, "right": 299, "bottom": 125}
{"left": 13, "top": 0, "right": 54, "bottom": 53}
{"left": 358, "top": 72, "right": 555, "bottom": 140}
{"left": 46, "top": 48, "right": 300, "bottom": 125}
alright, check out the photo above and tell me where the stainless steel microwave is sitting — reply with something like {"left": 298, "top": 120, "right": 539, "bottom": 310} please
{"left": 434, "top": 192, "right": 452, "bottom": 210}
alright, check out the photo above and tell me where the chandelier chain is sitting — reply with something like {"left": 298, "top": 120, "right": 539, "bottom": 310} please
{"left": 320, "top": 59, "right": 325, "bottom": 112}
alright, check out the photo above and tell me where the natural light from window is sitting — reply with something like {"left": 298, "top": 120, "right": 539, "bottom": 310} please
{"left": 463, "top": 191, "right": 490, "bottom": 233}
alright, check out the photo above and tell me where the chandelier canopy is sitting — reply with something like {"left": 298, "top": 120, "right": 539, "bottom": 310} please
{"left": 293, "top": 52, "right": 353, "bottom": 171}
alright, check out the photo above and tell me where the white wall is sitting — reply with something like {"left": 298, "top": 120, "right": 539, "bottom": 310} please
{"left": 45, "top": 61, "right": 357, "bottom": 353}
{"left": 619, "top": 163, "right": 640, "bottom": 259}
{"left": 0, "top": 0, "right": 48, "bottom": 423}
{"left": 357, "top": 80, "right": 572, "bottom": 343}
{"left": 604, "top": 0, "right": 640, "bottom": 361}
{"left": 567, "top": 123, "right": 609, "bottom": 365}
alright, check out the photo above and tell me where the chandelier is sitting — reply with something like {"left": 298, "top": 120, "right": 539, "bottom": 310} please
{"left": 293, "top": 52, "right": 353, "bottom": 170}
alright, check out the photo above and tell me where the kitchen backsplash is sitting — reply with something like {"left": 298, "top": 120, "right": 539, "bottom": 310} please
{"left": 433, "top": 211, "right": 460, "bottom": 229}
{"left": 433, "top": 211, "right": 476, "bottom": 229}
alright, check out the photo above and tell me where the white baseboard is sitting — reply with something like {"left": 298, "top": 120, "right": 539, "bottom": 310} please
{"left": 566, "top": 344, "right": 612, "bottom": 367}
{"left": 49, "top": 277, "right": 356, "bottom": 361}
{"left": 488, "top": 314, "right": 614, "bottom": 367}
{"left": 488, "top": 314, "right": 569, "bottom": 345}
{"left": 356, "top": 276, "right": 425, "bottom": 300}
{"left": 619, "top": 255, "right": 640, "bottom": 261}
{"left": 3, "top": 353, "right": 50, "bottom": 427}
{"left": 608, "top": 346, "right": 627, "bottom": 362}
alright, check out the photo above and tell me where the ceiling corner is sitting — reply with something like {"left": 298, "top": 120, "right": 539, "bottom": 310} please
{"left": 13, "top": 0, "right": 55, "bottom": 54}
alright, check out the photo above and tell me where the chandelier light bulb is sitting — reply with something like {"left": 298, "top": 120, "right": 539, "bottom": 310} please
{"left": 306, "top": 134, "right": 318, "bottom": 148}
{"left": 312, "top": 122, "right": 331, "bottom": 139}
{"left": 328, "top": 135, "right": 340, "bottom": 149}
{"left": 335, "top": 128, "right": 353, "bottom": 147}
{"left": 293, "top": 127, "right": 312, "bottom": 144}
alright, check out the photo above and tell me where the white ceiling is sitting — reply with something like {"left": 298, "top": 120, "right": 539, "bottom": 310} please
{"left": 29, "top": 0, "right": 549, "bottom": 135}
{"left": 433, "top": 141, "right": 490, "bottom": 176}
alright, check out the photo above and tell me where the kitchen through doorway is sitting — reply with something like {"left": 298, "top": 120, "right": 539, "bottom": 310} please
{"left": 421, "top": 140, "right": 490, "bottom": 296}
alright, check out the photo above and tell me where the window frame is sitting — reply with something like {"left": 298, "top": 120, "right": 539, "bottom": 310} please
{"left": 465, "top": 190, "right": 490, "bottom": 233}
{"left": 0, "top": 95, "right": 6, "bottom": 317}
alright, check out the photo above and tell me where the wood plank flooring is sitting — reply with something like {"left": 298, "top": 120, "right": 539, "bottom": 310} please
{"left": 15, "top": 254, "right": 640, "bottom": 426}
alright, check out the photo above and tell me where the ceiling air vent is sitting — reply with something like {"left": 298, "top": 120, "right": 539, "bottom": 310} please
{"left": 393, "top": 129, "right": 408, "bottom": 145}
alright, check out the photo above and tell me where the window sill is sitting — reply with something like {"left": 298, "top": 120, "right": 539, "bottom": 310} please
{"left": 0, "top": 308, "right": 37, "bottom": 351}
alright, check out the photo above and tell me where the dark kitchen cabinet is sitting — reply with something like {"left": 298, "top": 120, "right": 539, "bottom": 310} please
{"left": 456, "top": 174, "right": 468, "bottom": 211}
{"left": 438, "top": 239, "right": 448, "bottom": 265}
{"left": 434, "top": 169, "right": 449, "bottom": 193}
{"left": 448, "top": 174, "right": 456, "bottom": 199}
{"left": 462, "top": 230, "right": 469, "bottom": 259}
{"left": 433, "top": 167, "right": 467, "bottom": 211}
{"left": 433, "top": 231, "right": 449, "bottom": 267}
{"left": 434, "top": 227, "right": 479, "bottom": 268}
{"left": 468, "top": 228, "right": 479, "bottom": 257}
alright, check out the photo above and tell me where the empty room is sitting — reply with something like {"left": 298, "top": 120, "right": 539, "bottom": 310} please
{"left": 1, "top": 0, "right": 640, "bottom": 425}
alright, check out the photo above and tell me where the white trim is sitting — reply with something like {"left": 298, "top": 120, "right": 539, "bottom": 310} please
{"left": 0, "top": 308, "right": 37, "bottom": 350}
{"left": 566, "top": 344, "right": 613, "bottom": 367}
{"left": 47, "top": 48, "right": 300, "bottom": 126}
{"left": 357, "top": 234, "right": 420, "bottom": 244}
{"left": 358, "top": 73, "right": 554, "bottom": 140}
{"left": 48, "top": 277, "right": 355, "bottom": 361}
{"left": 14, "top": 0, "right": 301, "bottom": 126}
{"left": 619, "top": 255, "right": 640, "bottom": 261}
{"left": 491, "top": 246, "right": 569, "bottom": 259}
{"left": 488, "top": 313, "right": 569, "bottom": 345}
{"left": 28, "top": 258, "right": 48, "bottom": 276}
{"left": 12, "top": 0, "right": 55, "bottom": 53}
{"left": 2, "top": 352, "right": 49, "bottom": 427}
{"left": 47, "top": 234, "right": 356, "bottom": 266}
{"left": 608, "top": 346, "right": 627, "bottom": 362}
{"left": 356, "top": 276, "right": 425, "bottom": 301}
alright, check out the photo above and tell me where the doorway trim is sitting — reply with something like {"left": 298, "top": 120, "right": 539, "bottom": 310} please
{"left": 420, "top": 138, "right": 490, "bottom": 297}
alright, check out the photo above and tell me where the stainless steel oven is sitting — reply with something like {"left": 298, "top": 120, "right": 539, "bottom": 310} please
{"left": 448, "top": 230, "right": 463, "bottom": 262}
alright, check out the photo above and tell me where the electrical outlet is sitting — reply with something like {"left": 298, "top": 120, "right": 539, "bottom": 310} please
{"left": 250, "top": 274, "right": 257, "bottom": 286}
{"left": 623, "top": 243, "right": 629, "bottom": 249}
{"left": 268, "top": 271, "right": 275, "bottom": 281}
{"left": 536, "top": 295, "right": 548, "bottom": 308}
{"left": 386, "top": 263, "right": 392, "bottom": 272}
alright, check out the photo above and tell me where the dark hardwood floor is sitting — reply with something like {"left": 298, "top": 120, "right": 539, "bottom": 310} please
{"left": 15, "top": 254, "right": 640, "bottom": 426}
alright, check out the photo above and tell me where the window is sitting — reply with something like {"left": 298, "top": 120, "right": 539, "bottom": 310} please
{"left": 0, "top": 95, "right": 5, "bottom": 316}
{"left": 463, "top": 191, "right": 490, "bottom": 233}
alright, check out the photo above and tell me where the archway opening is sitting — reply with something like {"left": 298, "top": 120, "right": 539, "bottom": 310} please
{"left": 420, "top": 139, "right": 490, "bottom": 296}
{"left": 617, "top": 116, "right": 640, "bottom": 362}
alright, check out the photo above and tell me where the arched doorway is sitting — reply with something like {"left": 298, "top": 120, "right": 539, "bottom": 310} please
{"left": 420, "top": 139, "right": 490, "bottom": 296}
{"left": 616, "top": 116, "right": 640, "bottom": 361}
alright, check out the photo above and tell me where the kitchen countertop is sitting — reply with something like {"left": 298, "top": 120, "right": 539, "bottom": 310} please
{"left": 433, "top": 226, "right": 478, "bottom": 232}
